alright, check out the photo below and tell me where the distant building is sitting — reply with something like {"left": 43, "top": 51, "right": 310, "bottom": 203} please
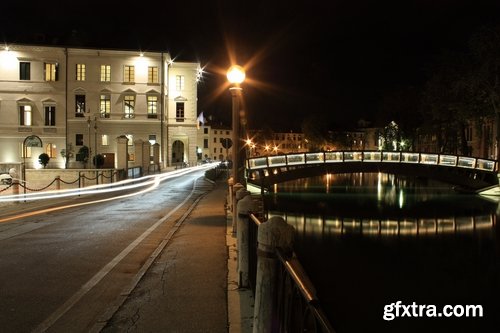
{"left": 0, "top": 44, "right": 202, "bottom": 170}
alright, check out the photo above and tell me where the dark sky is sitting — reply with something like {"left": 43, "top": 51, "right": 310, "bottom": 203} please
{"left": 2, "top": 0, "right": 500, "bottom": 131}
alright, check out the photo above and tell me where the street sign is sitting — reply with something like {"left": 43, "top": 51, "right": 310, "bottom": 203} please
{"left": 221, "top": 138, "right": 232, "bottom": 149}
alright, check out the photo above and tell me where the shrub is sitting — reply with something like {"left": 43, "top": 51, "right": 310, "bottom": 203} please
{"left": 38, "top": 153, "right": 50, "bottom": 168}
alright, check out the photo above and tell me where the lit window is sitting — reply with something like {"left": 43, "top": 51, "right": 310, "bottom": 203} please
{"left": 124, "top": 95, "right": 135, "bottom": 118}
{"left": 76, "top": 64, "right": 86, "bottom": 81}
{"left": 175, "top": 102, "right": 184, "bottom": 122}
{"left": 20, "top": 62, "right": 30, "bottom": 80}
{"left": 44, "top": 63, "right": 58, "bottom": 81}
{"left": 147, "top": 95, "right": 158, "bottom": 118}
{"left": 45, "top": 143, "right": 56, "bottom": 158}
{"left": 19, "top": 105, "right": 32, "bottom": 126}
{"left": 100, "top": 94, "right": 111, "bottom": 118}
{"left": 100, "top": 65, "right": 111, "bottom": 82}
{"left": 124, "top": 65, "right": 135, "bottom": 83}
{"left": 176, "top": 75, "right": 185, "bottom": 91}
{"left": 44, "top": 105, "right": 56, "bottom": 126}
{"left": 75, "top": 95, "right": 86, "bottom": 117}
{"left": 148, "top": 66, "right": 158, "bottom": 83}
{"left": 21, "top": 145, "right": 32, "bottom": 158}
{"left": 102, "top": 134, "right": 109, "bottom": 146}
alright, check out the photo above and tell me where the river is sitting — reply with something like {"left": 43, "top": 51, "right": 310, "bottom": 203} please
{"left": 264, "top": 172, "right": 500, "bottom": 333}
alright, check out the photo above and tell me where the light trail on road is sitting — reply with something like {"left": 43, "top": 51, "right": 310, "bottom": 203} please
{"left": 0, "top": 163, "right": 216, "bottom": 223}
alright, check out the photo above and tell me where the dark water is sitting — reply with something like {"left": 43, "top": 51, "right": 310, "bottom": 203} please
{"left": 264, "top": 173, "right": 500, "bottom": 333}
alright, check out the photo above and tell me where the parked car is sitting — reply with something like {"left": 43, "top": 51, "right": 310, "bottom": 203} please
{"left": 0, "top": 173, "right": 12, "bottom": 185}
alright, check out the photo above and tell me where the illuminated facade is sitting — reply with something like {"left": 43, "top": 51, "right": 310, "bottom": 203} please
{"left": 0, "top": 44, "right": 201, "bottom": 170}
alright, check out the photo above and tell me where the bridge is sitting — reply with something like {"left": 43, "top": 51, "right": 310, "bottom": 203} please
{"left": 246, "top": 151, "right": 499, "bottom": 192}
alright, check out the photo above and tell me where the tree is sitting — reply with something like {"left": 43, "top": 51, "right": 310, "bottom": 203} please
{"left": 76, "top": 146, "right": 90, "bottom": 167}
{"left": 301, "top": 114, "right": 329, "bottom": 150}
{"left": 38, "top": 153, "right": 50, "bottom": 168}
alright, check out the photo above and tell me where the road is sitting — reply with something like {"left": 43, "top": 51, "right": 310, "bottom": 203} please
{"left": 0, "top": 166, "right": 215, "bottom": 333}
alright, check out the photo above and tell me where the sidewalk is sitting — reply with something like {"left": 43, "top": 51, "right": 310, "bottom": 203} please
{"left": 101, "top": 178, "right": 254, "bottom": 332}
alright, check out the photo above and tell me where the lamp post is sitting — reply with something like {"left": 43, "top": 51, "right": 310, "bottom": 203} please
{"left": 227, "top": 65, "right": 245, "bottom": 184}
{"left": 87, "top": 116, "right": 92, "bottom": 169}
{"left": 94, "top": 116, "right": 98, "bottom": 168}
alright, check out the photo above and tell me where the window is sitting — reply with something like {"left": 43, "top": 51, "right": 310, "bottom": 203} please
{"left": 20, "top": 62, "right": 30, "bottom": 80}
{"left": 175, "top": 102, "right": 184, "bottom": 122}
{"left": 76, "top": 64, "right": 86, "bottom": 81}
{"left": 213, "top": 138, "right": 216, "bottom": 143}
{"left": 148, "top": 66, "right": 158, "bottom": 83}
{"left": 214, "top": 148, "right": 216, "bottom": 153}
{"left": 204, "top": 128, "right": 208, "bottom": 134}
{"left": 100, "top": 65, "right": 111, "bottom": 82}
{"left": 44, "top": 63, "right": 58, "bottom": 81}
{"left": 102, "top": 134, "right": 109, "bottom": 146}
{"left": 76, "top": 134, "right": 84, "bottom": 146}
{"left": 123, "top": 65, "right": 135, "bottom": 83}
{"left": 75, "top": 95, "right": 86, "bottom": 117}
{"left": 204, "top": 139, "right": 208, "bottom": 148}
{"left": 44, "top": 105, "right": 56, "bottom": 126}
{"left": 100, "top": 94, "right": 111, "bottom": 118}
{"left": 19, "top": 105, "right": 32, "bottom": 126}
{"left": 45, "top": 143, "right": 56, "bottom": 158}
{"left": 124, "top": 95, "right": 135, "bottom": 118}
{"left": 176, "top": 75, "right": 185, "bottom": 91}
{"left": 147, "top": 95, "right": 158, "bottom": 118}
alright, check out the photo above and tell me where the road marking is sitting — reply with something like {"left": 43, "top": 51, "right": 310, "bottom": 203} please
{"left": 33, "top": 179, "right": 199, "bottom": 333}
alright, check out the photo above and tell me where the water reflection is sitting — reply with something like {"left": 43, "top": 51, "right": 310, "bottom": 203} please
{"left": 266, "top": 172, "right": 499, "bottom": 237}
{"left": 264, "top": 173, "right": 500, "bottom": 333}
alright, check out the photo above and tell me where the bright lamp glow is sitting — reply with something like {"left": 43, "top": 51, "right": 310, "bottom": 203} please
{"left": 226, "top": 65, "right": 245, "bottom": 84}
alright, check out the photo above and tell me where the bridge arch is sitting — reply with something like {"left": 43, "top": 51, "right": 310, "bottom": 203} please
{"left": 246, "top": 151, "right": 498, "bottom": 192}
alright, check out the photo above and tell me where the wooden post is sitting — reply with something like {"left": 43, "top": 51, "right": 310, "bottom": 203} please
{"left": 55, "top": 176, "right": 61, "bottom": 190}
{"left": 253, "top": 216, "right": 294, "bottom": 333}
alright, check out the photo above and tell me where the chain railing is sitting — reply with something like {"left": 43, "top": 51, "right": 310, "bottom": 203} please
{"left": 0, "top": 170, "right": 121, "bottom": 195}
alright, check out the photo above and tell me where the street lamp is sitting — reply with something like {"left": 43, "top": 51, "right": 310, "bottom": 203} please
{"left": 227, "top": 65, "right": 245, "bottom": 184}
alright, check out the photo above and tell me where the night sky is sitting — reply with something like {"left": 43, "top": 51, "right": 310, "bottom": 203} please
{"left": 2, "top": 0, "right": 500, "bottom": 131}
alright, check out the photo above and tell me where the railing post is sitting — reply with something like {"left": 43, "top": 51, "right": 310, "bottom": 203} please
{"left": 236, "top": 192, "right": 255, "bottom": 288}
{"left": 12, "top": 179, "right": 19, "bottom": 196}
{"left": 55, "top": 176, "right": 61, "bottom": 190}
{"left": 253, "top": 216, "right": 294, "bottom": 333}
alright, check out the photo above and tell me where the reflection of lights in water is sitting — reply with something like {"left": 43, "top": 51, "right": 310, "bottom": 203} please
{"left": 398, "top": 189, "right": 404, "bottom": 208}
{"left": 325, "top": 173, "right": 331, "bottom": 193}
{"left": 270, "top": 212, "right": 495, "bottom": 237}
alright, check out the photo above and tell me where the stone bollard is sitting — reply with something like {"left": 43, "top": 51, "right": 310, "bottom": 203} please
{"left": 55, "top": 176, "right": 61, "bottom": 190}
{"left": 231, "top": 183, "right": 244, "bottom": 234}
{"left": 253, "top": 216, "right": 294, "bottom": 333}
{"left": 12, "top": 179, "right": 19, "bottom": 196}
{"left": 236, "top": 191, "right": 254, "bottom": 288}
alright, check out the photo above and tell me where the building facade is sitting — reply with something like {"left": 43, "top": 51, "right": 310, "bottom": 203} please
{"left": 0, "top": 44, "right": 201, "bottom": 171}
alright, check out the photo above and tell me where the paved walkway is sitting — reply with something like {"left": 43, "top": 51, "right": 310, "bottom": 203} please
{"left": 101, "top": 178, "right": 254, "bottom": 332}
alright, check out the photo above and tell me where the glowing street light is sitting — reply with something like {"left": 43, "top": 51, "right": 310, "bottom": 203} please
{"left": 227, "top": 65, "right": 246, "bottom": 184}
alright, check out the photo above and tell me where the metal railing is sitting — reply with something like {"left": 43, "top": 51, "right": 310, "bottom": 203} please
{"left": 249, "top": 213, "right": 335, "bottom": 333}
{"left": 247, "top": 151, "right": 497, "bottom": 173}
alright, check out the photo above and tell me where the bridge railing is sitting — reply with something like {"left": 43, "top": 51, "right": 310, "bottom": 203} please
{"left": 247, "top": 151, "right": 497, "bottom": 173}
